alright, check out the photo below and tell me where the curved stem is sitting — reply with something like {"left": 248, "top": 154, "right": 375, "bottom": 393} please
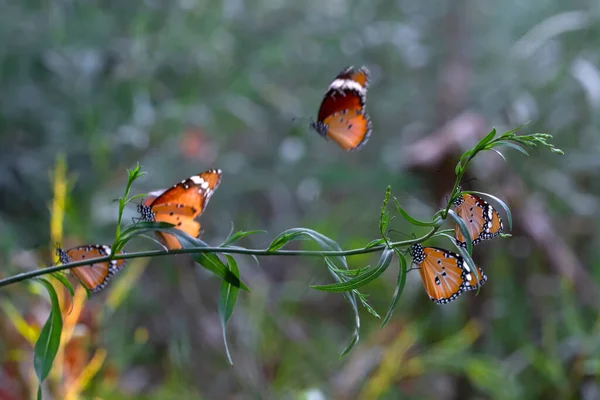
{"left": 0, "top": 229, "right": 437, "bottom": 289}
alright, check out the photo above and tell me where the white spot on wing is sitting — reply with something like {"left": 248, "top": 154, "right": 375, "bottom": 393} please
{"left": 328, "top": 79, "right": 365, "bottom": 93}
{"left": 189, "top": 176, "right": 205, "bottom": 185}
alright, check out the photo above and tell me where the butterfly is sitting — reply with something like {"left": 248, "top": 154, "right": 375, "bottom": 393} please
{"left": 310, "top": 66, "right": 372, "bottom": 151}
{"left": 56, "top": 244, "right": 125, "bottom": 292}
{"left": 137, "top": 169, "right": 222, "bottom": 250}
{"left": 453, "top": 190, "right": 503, "bottom": 247}
{"left": 409, "top": 244, "right": 487, "bottom": 304}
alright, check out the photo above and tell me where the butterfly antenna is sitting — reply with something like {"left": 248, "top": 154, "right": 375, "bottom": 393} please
{"left": 460, "top": 177, "right": 478, "bottom": 190}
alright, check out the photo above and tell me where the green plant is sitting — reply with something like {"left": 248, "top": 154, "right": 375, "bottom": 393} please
{"left": 0, "top": 127, "right": 562, "bottom": 398}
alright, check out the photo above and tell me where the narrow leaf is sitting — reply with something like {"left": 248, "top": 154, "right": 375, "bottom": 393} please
{"left": 33, "top": 278, "right": 63, "bottom": 391}
{"left": 393, "top": 198, "right": 437, "bottom": 227}
{"left": 467, "top": 190, "right": 513, "bottom": 231}
{"left": 220, "top": 230, "right": 267, "bottom": 247}
{"left": 379, "top": 186, "right": 391, "bottom": 235}
{"left": 50, "top": 273, "right": 74, "bottom": 298}
{"left": 491, "top": 149, "right": 507, "bottom": 162}
{"left": 324, "top": 258, "right": 369, "bottom": 277}
{"left": 381, "top": 251, "right": 408, "bottom": 328}
{"left": 474, "top": 128, "right": 497, "bottom": 150}
{"left": 219, "top": 255, "right": 240, "bottom": 365}
{"left": 492, "top": 140, "right": 530, "bottom": 156}
{"left": 365, "top": 238, "right": 387, "bottom": 249}
{"left": 446, "top": 209, "right": 473, "bottom": 255}
{"left": 312, "top": 249, "right": 394, "bottom": 292}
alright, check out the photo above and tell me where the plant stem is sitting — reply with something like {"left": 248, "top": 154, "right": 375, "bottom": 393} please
{"left": 0, "top": 229, "right": 437, "bottom": 289}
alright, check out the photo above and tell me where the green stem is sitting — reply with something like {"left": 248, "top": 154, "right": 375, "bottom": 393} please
{"left": 0, "top": 229, "right": 437, "bottom": 289}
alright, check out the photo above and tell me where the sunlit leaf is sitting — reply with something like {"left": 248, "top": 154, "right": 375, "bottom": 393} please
{"left": 33, "top": 278, "right": 63, "bottom": 398}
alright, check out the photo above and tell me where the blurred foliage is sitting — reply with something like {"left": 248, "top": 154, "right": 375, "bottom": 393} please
{"left": 1, "top": 0, "right": 600, "bottom": 398}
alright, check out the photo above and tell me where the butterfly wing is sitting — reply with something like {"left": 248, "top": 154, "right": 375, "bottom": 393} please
{"left": 322, "top": 107, "right": 372, "bottom": 151}
{"left": 140, "top": 169, "right": 222, "bottom": 250}
{"left": 454, "top": 193, "right": 503, "bottom": 246}
{"left": 153, "top": 210, "right": 202, "bottom": 250}
{"left": 410, "top": 245, "right": 485, "bottom": 304}
{"left": 312, "top": 66, "right": 372, "bottom": 151}
{"left": 149, "top": 169, "right": 222, "bottom": 218}
{"left": 481, "top": 203, "right": 503, "bottom": 241}
{"left": 334, "top": 65, "right": 370, "bottom": 88}
{"left": 58, "top": 245, "right": 125, "bottom": 292}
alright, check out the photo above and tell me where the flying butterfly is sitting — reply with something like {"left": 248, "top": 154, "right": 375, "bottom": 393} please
{"left": 56, "top": 244, "right": 125, "bottom": 293}
{"left": 409, "top": 244, "right": 487, "bottom": 304}
{"left": 310, "top": 66, "right": 372, "bottom": 151}
{"left": 453, "top": 189, "right": 503, "bottom": 247}
{"left": 137, "top": 169, "right": 222, "bottom": 250}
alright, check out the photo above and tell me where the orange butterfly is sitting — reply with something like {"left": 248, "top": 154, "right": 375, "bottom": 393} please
{"left": 409, "top": 244, "right": 487, "bottom": 304}
{"left": 56, "top": 244, "right": 125, "bottom": 292}
{"left": 453, "top": 191, "right": 503, "bottom": 247}
{"left": 137, "top": 169, "right": 222, "bottom": 250}
{"left": 310, "top": 66, "right": 372, "bottom": 151}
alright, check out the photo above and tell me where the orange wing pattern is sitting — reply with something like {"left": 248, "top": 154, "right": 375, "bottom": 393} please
{"left": 56, "top": 244, "right": 125, "bottom": 292}
{"left": 335, "top": 65, "right": 370, "bottom": 88}
{"left": 454, "top": 192, "right": 503, "bottom": 247}
{"left": 409, "top": 244, "right": 487, "bottom": 304}
{"left": 311, "top": 66, "right": 372, "bottom": 151}
{"left": 137, "top": 169, "right": 222, "bottom": 250}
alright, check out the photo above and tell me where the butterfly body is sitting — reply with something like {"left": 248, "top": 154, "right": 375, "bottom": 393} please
{"left": 137, "top": 169, "right": 222, "bottom": 250}
{"left": 409, "top": 244, "right": 487, "bottom": 304}
{"left": 453, "top": 191, "right": 503, "bottom": 247}
{"left": 311, "top": 66, "right": 372, "bottom": 151}
{"left": 56, "top": 244, "right": 125, "bottom": 292}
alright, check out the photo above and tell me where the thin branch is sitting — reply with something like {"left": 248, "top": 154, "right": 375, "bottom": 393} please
{"left": 0, "top": 230, "right": 437, "bottom": 289}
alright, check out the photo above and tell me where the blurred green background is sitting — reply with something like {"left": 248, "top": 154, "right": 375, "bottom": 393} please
{"left": 1, "top": 0, "right": 600, "bottom": 399}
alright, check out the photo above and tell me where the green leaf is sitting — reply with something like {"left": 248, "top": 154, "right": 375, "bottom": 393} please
{"left": 220, "top": 230, "right": 267, "bottom": 247}
{"left": 393, "top": 198, "right": 437, "bottom": 227}
{"left": 324, "top": 258, "right": 370, "bottom": 277}
{"left": 466, "top": 190, "right": 513, "bottom": 231}
{"left": 381, "top": 250, "right": 408, "bottom": 328}
{"left": 119, "top": 223, "right": 251, "bottom": 291}
{"left": 124, "top": 193, "right": 149, "bottom": 204}
{"left": 219, "top": 255, "right": 240, "bottom": 365}
{"left": 491, "top": 140, "right": 530, "bottom": 156}
{"left": 364, "top": 238, "right": 387, "bottom": 249}
{"left": 446, "top": 209, "right": 473, "bottom": 255}
{"left": 50, "top": 272, "right": 74, "bottom": 298}
{"left": 113, "top": 221, "right": 176, "bottom": 252}
{"left": 257, "top": 228, "right": 361, "bottom": 355}
{"left": 354, "top": 290, "right": 380, "bottom": 319}
{"left": 176, "top": 236, "right": 249, "bottom": 291}
{"left": 33, "top": 278, "right": 63, "bottom": 395}
{"left": 474, "top": 128, "right": 497, "bottom": 151}
{"left": 312, "top": 249, "right": 394, "bottom": 292}
{"left": 379, "top": 186, "right": 391, "bottom": 235}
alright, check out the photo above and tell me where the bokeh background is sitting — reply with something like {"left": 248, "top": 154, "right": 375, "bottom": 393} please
{"left": 1, "top": 0, "right": 599, "bottom": 399}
